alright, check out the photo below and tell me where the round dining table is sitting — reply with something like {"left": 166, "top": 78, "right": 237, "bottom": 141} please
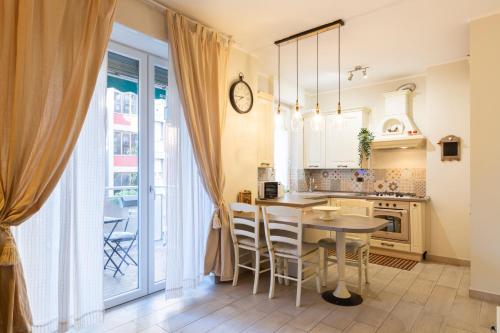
{"left": 270, "top": 211, "right": 387, "bottom": 306}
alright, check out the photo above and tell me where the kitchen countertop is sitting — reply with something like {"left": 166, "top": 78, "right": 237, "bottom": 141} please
{"left": 255, "top": 194, "right": 328, "bottom": 208}
{"left": 292, "top": 191, "right": 430, "bottom": 202}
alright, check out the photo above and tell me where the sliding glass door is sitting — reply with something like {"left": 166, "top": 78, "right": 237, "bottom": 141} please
{"left": 103, "top": 42, "right": 168, "bottom": 308}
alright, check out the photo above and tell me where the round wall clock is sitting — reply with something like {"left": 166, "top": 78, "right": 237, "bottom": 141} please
{"left": 229, "top": 73, "right": 253, "bottom": 114}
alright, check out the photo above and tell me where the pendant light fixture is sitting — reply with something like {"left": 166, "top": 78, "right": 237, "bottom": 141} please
{"left": 315, "top": 32, "right": 320, "bottom": 116}
{"left": 291, "top": 37, "right": 301, "bottom": 131}
{"left": 277, "top": 43, "right": 281, "bottom": 116}
{"left": 295, "top": 37, "right": 300, "bottom": 117}
{"left": 337, "top": 25, "right": 342, "bottom": 116}
{"left": 313, "top": 32, "right": 322, "bottom": 131}
{"left": 275, "top": 43, "right": 285, "bottom": 130}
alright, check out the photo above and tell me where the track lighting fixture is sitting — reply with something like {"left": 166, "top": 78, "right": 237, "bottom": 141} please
{"left": 347, "top": 65, "right": 369, "bottom": 81}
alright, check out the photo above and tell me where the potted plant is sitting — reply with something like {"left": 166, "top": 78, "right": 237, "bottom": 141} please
{"left": 358, "top": 128, "right": 374, "bottom": 169}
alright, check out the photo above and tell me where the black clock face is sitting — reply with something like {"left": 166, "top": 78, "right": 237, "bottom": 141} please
{"left": 230, "top": 79, "right": 253, "bottom": 113}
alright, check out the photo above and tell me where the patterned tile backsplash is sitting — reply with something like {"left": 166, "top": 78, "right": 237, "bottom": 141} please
{"left": 290, "top": 168, "right": 426, "bottom": 196}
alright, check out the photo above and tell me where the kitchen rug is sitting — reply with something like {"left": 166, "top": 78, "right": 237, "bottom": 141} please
{"left": 327, "top": 249, "right": 418, "bottom": 271}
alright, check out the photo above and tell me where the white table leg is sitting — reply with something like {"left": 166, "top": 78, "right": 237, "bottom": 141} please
{"left": 321, "top": 230, "right": 363, "bottom": 306}
{"left": 333, "top": 231, "right": 351, "bottom": 299}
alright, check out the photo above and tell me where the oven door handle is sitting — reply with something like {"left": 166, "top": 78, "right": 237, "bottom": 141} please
{"left": 374, "top": 208, "right": 408, "bottom": 215}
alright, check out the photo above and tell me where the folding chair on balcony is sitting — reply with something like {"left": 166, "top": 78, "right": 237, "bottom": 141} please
{"left": 103, "top": 200, "right": 138, "bottom": 277}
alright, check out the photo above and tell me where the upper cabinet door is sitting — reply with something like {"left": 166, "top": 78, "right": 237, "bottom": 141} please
{"left": 303, "top": 116, "right": 325, "bottom": 169}
{"left": 325, "top": 111, "right": 364, "bottom": 169}
{"left": 256, "top": 94, "right": 274, "bottom": 168}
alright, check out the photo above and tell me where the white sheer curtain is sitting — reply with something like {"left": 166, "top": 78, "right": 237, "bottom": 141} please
{"left": 165, "top": 57, "right": 212, "bottom": 298}
{"left": 12, "top": 61, "right": 107, "bottom": 333}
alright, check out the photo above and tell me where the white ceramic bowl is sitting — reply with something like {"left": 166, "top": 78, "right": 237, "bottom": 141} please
{"left": 312, "top": 205, "right": 341, "bottom": 221}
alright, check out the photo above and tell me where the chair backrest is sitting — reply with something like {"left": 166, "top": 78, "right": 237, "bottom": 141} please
{"left": 336, "top": 199, "right": 374, "bottom": 217}
{"left": 336, "top": 199, "right": 374, "bottom": 241}
{"left": 104, "top": 199, "right": 131, "bottom": 231}
{"left": 229, "top": 202, "right": 261, "bottom": 248}
{"left": 262, "top": 206, "right": 304, "bottom": 257}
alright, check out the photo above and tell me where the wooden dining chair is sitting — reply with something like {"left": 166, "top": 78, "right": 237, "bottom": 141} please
{"left": 229, "top": 202, "right": 270, "bottom": 294}
{"left": 318, "top": 199, "right": 374, "bottom": 293}
{"left": 262, "top": 206, "right": 321, "bottom": 307}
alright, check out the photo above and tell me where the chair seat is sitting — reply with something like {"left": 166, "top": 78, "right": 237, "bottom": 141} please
{"left": 318, "top": 237, "right": 367, "bottom": 252}
{"left": 238, "top": 236, "right": 266, "bottom": 248}
{"left": 106, "top": 231, "right": 136, "bottom": 242}
{"left": 274, "top": 242, "right": 318, "bottom": 257}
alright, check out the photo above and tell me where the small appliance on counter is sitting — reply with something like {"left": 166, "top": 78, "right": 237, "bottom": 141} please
{"left": 258, "top": 181, "right": 284, "bottom": 199}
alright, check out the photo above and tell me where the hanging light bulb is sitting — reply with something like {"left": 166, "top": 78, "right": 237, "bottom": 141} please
{"left": 362, "top": 68, "right": 368, "bottom": 79}
{"left": 275, "top": 43, "right": 285, "bottom": 131}
{"left": 335, "top": 25, "right": 344, "bottom": 129}
{"left": 313, "top": 33, "right": 322, "bottom": 131}
{"left": 291, "top": 37, "right": 302, "bottom": 131}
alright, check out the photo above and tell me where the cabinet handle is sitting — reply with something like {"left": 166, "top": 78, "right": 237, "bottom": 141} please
{"left": 260, "top": 163, "right": 270, "bottom": 166}
{"left": 337, "top": 165, "right": 348, "bottom": 168}
{"left": 308, "top": 165, "right": 319, "bottom": 168}
{"left": 380, "top": 242, "right": 394, "bottom": 247}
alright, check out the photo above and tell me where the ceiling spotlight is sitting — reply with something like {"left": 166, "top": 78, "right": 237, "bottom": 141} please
{"left": 348, "top": 65, "right": 369, "bottom": 81}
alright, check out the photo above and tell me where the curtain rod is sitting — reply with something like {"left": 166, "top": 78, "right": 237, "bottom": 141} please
{"left": 274, "top": 19, "right": 345, "bottom": 46}
{"left": 142, "top": 0, "right": 232, "bottom": 40}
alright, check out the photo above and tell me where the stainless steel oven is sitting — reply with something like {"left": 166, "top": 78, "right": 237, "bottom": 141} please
{"left": 372, "top": 200, "right": 410, "bottom": 243}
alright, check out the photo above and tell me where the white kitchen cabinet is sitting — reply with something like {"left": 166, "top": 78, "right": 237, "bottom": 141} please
{"left": 256, "top": 92, "right": 274, "bottom": 167}
{"left": 325, "top": 111, "right": 365, "bottom": 169}
{"left": 410, "top": 201, "right": 426, "bottom": 254}
{"left": 303, "top": 108, "right": 368, "bottom": 170}
{"left": 303, "top": 116, "right": 325, "bottom": 169}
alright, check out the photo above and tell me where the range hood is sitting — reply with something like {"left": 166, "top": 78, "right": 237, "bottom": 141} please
{"left": 372, "top": 88, "right": 426, "bottom": 150}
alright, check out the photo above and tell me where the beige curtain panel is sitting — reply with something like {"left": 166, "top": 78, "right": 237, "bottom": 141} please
{"left": 165, "top": 10, "right": 233, "bottom": 281}
{"left": 0, "top": 1, "right": 116, "bottom": 332}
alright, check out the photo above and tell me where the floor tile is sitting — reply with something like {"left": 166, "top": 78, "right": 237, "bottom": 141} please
{"left": 321, "top": 305, "right": 363, "bottom": 330}
{"left": 437, "top": 265, "right": 464, "bottom": 289}
{"left": 309, "top": 322, "right": 342, "bottom": 333}
{"left": 345, "top": 321, "right": 377, "bottom": 333}
{"left": 376, "top": 300, "right": 422, "bottom": 333}
{"left": 402, "top": 278, "right": 435, "bottom": 305}
{"left": 423, "top": 285, "right": 457, "bottom": 316}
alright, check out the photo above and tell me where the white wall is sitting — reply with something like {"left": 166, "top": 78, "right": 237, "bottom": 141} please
{"left": 222, "top": 48, "right": 261, "bottom": 203}
{"left": 469, "top": 12, "right": 500, "bottom": 296}
{"left": 426, "top": 60, "right": 470, "bottom": 262}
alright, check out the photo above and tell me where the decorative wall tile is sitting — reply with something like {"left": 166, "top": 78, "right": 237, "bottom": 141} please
{"left": 292, "top": 168, "right": 426, "bottom": 196}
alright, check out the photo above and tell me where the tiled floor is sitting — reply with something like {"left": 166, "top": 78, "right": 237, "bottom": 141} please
{"left": 89, "top": 261, "right": 497, "bottom": 333}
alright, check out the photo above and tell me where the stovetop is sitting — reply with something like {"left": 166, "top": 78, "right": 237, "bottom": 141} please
{"left": 372, "top": 192, "right": 417, "bottom": 199}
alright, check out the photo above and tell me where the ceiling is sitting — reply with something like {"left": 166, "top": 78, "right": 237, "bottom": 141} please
{"left": 158, "top": 0, "right": 500, "bottom": 92}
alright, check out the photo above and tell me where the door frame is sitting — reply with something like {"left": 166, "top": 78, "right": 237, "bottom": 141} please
{"left": 147, "top": 54, "right": 169, "bottom": 293}
{"left": 104, "top": 41, "right": 169, "bottom": 308}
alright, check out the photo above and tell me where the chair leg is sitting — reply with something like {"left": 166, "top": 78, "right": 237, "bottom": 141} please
{"left": 364, "top": 248, "right": 370, "bottom": 284}
{"left": 322, "top": 247, "right": 328, "bottom": 287}
{"left": 277, "top": 258, "right": 283, "bottom": 285}
{"left": 296, "top": 258, "right": 303, "bottom": 307}
{"left": 315, "top": 251, "right": 321, "bottom": 294}
{"left": 283, "top": 258, "right": 289, "bottom": 286}
{"left": 253, "top": 251, "right": 260, "bottom": 294}
{"left": 233, "top": 246, "right": 240, "bottom": 287}
{"left": 269, "top": 254, "right": 276, "bottom": 299}
{"left": 357, "top": 250, "right": 363, "bottom": 293}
